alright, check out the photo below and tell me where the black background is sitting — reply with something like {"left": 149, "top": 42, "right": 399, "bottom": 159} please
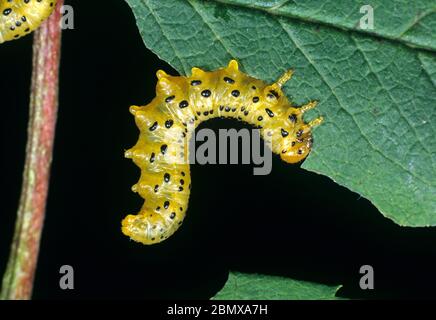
{"left": 1, "top": 0, "right": 435, "bottom": 299}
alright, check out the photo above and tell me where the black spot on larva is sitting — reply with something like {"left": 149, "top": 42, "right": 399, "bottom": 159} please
{"left": 258, "top": 116, "right": 263, "bottom": 121}
{"left": 182, "top": 132, "right": 186, "bottom": 138}
{"left": 196, "top": 111, "right": 201, "bottom": 116}
{"left": 164, "top": 173, "right": 170, "bottom": 183}
{"left": 182, "top": 122, "right": 187, "bottom": 127}
{"left": 269, "top": 90, "right": 279, "bottom": 98}
{"left": 15, "top": 21, "right": 22, "bottom": 27}
{"left": 244, "top": 111, "right": 249, "bottom": 116}
{"left": 161, "top": 144, "right": 168, "bottom": 155}
{"left": 170, "top": 212, "right": 176, "bottom": 219}
{"left": 297, "top": 138, "right": 304, "bottom": 143}
{"left": 282, "top": 149, "right": 287, "bottom": 154}
{"left": 296, "top": 129, "right": 303, "bottom": 137}
{"left": 181, "top": 171, "right": 186, "bottom": 176}
{"left": 298, "top": 149, "right": 303, "bottom": 155}
{"left": 151, "top": 237, "right": 155, "bottom": 241}
{"left": 179, "top": 100, "right": 189, "bottom": 108}
{"left": 232, "top": 108, "right": 237, "bottom": 112}
{"left": 203, "top": 111, "right": 209, "bottom": 116}
{"left": 3, "top": 8, "right": 12, "bottom": 16}
{"left": 165, "top": 119, "right": 174, "bottom": 128}
{"left": 224, "top": 77, "right": 235, "bottom": 84}
{"left": 149, "top": 121, "right": 158, "bottom": 131}
{"left": 21, "top": 16, "right": 27, "bottom": 22}
{"left": 231, "top": 90, "right": 240, "bottom": 97}
{"left": 179, "top": 186, "right": 184, "bottom": 192}
{"left": 291, "top": 141, "right": 296, "bottom": 146}
{"left": 289, "top": 114, "right": 297, "bottom": 123}
{"left": 165, "top": 95, "right": 175, "bottom": 103}
{"left": 180, "top": 179, "right": 185, "bottom": 185}
{"left": 252, "top": 97, "right": 259, "bottom": 103}
{"left": 281, "top": 129, "right": 289, "bottom": 137}
{"left": 252, "top": 86, "right": 257, "bottom": 90}
{"left": 191, "top": 80, "right": 202, "bottom": 86}
{"left": 156, "top": 206, "right": 161, "bottom": 212}
{"left": 179, "top": 207, "right": 183, "bottom": 211}
{"left": 178, "top": 221, "right": 183, "bottom": 225}
{"left": 154, "top": 185, "right": 159, "bottom": 193}
{"left": 241, "top": 106, "right": 245, "bottom": 111}
{"left": 225, "top": 106, "right": 231, "bottom": 112}
{"left": 265, "top": 108, "right": 274, "bottom": 117}
{"left": 164, "top": 201, "right": 170, "bottom": 209}
{"left": 150, "top": 153, "right": 155, "bottom": 163}
{"left": 219, "top": 106, "right": 224, "bottom": 111}
{"left": 210, "top": 110, "right": 214, "bottom": 114}
{"left": 201, "top": 89, "right": 211, "bottom": 97}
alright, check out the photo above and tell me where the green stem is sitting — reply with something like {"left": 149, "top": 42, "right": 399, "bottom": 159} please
{"left": 1, "top": 1, "right": 64, "bottom": 300}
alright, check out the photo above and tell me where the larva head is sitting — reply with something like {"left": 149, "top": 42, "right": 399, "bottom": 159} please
{"left": 279, "top": 109, "right": 317, "bottom": 164}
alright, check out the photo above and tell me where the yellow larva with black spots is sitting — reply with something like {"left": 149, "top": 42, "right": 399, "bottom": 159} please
{"left": 0, "top": 0, "right": 57, "bottom": 43}
{"left": 123, "top": 60, "right": 323, "bottom": 245}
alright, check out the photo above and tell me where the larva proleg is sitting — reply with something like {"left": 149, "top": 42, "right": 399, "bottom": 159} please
{"left": 0, "top": 0, "right": 57, "bottom": 44}
{"left": 122, "top": 60, "right": 323, "bottom": 245}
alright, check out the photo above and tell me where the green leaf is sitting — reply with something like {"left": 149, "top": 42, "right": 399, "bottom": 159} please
{"left": 213, "top": 272, "right": 342, "bottom": 300}
{"left": 124, "top": 0, "right": 436, "bottom": 226}
{"left": 210, "top": 0, "right": 436, "bottom": 51}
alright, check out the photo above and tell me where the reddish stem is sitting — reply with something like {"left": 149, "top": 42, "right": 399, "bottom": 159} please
{"left": 1, "top": 1, "right": 64, "bottom": 300}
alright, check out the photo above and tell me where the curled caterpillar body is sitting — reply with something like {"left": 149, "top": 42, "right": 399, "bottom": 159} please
{"left": 123, "top": 60, "right": 323, "bottom": 245}
{"left": 0, "top": 0, "right": 57, "bottom": 44}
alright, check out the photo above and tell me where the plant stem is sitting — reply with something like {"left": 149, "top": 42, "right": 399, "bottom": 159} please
{"left": 1, "top": 1, "right": 63, "bottom": 300}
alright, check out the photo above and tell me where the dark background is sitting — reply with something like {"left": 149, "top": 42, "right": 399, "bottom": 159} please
{"left": 1, "top": 0, "right": 435, "bottom": 299}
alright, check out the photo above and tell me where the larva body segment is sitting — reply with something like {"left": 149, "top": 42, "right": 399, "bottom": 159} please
{"left": 0, "top": 0, "right": 57, "bottom": 44}
{"left": 123, "top": 60, "right": 322, "bottom": 245}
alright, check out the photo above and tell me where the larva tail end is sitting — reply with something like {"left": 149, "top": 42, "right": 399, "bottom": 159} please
{"left": 121, "top": 214, "right": 161, "bottom": 245}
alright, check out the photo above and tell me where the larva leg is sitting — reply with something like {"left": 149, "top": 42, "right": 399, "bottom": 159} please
{"left": 275, "top": 69, "right": 294, "bottom": 88}
{"left": 300, "top": 101, "right": 323, "bottom": 127}
{"left": 300, "top": 101, "right": 318, "bottom": 113}
{"left": 308, "top": 117, "right": 324, "bottom": 128}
